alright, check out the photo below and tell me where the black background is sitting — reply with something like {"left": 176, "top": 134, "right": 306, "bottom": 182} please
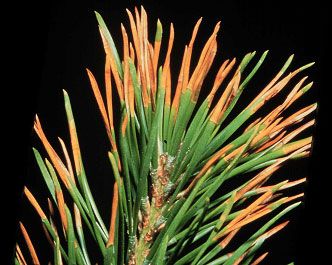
{"left": 5, "top": 0, "right": 329, "bottom": 264}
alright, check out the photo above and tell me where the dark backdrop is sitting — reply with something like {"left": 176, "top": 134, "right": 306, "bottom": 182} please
{"left": 6, "top": 0, "right": 328, "bottom": 264}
